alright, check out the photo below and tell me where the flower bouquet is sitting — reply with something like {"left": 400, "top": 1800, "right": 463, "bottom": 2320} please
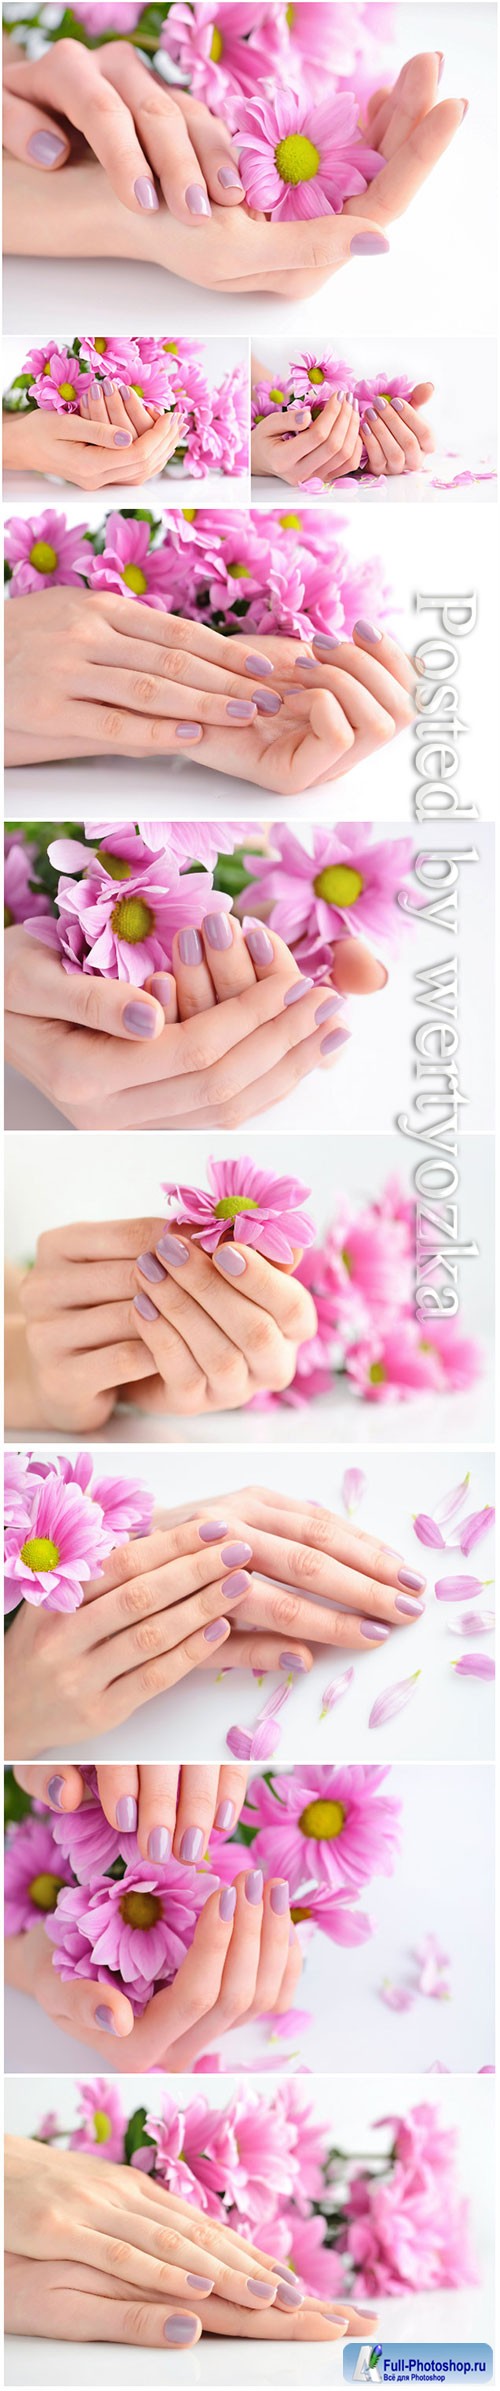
{"left": 4, "top": 1450, "right": 153, "bottom": 1616}
{"left": 30, "top": 2074, "right": 478, "bottom": 2303}
{"left": 3, "top": 337, "right": 249, "bottom": 482}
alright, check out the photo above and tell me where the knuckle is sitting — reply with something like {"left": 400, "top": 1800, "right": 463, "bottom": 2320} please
{"left": 121, "top": 2302, "right": 154, "bottom": 2342}
{"left": 163, "top": 645, "right": 190, "bottom": 687}
{"left": 272, "top": 1589, "right": 302, "bottom": 1630}
{"left": 132, "top": 672, "right": 158, "bottom": 709}
{"left": 102, "top": 707, "right": 127, "bottom": 745}
{"left": 137, "top": 1660, "right": 167, "bottom": 1698}
{"left": 245, "top": 1316, "right": 276, "bottom": 1366}
{"left": 119, "top": 1577, "right": 153, "bottom": 1622}
{"left": 132, "top": 1618, "right": 164, "bottom": 1657}
{"left": 284, "top": 1538, "right": 322, "bottom": 1587}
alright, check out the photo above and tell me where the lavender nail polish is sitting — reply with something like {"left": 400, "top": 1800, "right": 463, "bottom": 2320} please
{"left": 27, "top": 129, "right": 66, "bottom": 163}
{"left": 273, "top": 2266, "right": 296, "bottom": 2282}
{"left": 134, "top": 1291, "right": 159, "bottom": 1322}
{"left": 354, "top": 618, "right": 382, "bottom": 643}
{"left": 244, "top": 921, "right": 274, "bottom": 965}
{"left": 178, "top": 926, "right": 203, "bottom": 964}
{"left": 360, "top": 1620, "right": 390, "bottom": 1641}
{"left": 175, "top": 721, "right": 202, "bottom": 740}
{"left": 116, "top": 1795, "right": 137, "bottom": 1831}
{"left": 391, "top": 398, "right": 407, "bottom": 414}
{"left": 350, "top": 230, "right": 389, "bottom": 255}
{"left": 294, "top": 409, "right": 311, "bottom": 427}
{"left": 398, "top": 1568, "right": 426, "bottom": 1591}
{"left": 279, "top": 1652, "right": 307, "bottom": 1672}
{"left": 374, "top": 395, "right": 389, "bottom": 412}
{"left": 223, "top": 1570, "right": 250, "bottom": 1600}
{"left": 315, "top": 994, "right": 342, "bottom": 1024}
{"left": 137, "top": 1251, "right": 167, "bottom": 1283}
{"left": 244, "top": 653, "right": 274, "bottom": 676}
{"left": 226, "top": 699, "right": 256, "bottom": 720}
{"left": 223, "top": 1542, "right": 252, "bottom": 1566}
{"left": 203, "top": 911, "right": 233, "bottom": 948}
{"left": 249, "top": 2280, "right": 274, "bottom": 2300}
{"left": 148, "top": 1826, "right": 171, "bottom": 1861}
{"left": 251, "top": 687, "right": 282, "bottom": 713}
{"left": 270, "top": 1881, "right": 289, "bottom": 1914}
{"left": 123, "top": 1001, "right": 157, "bottom": 1038}
{"left": 219, "top": 1883, "right": 237, "bottom": 1920}
{"left": 134, "top": 176, "right": 159, "bottom": 210}
{"left": 114, "top": 430, "right": 132, "bottom": 446}
{"left": 164, "top": 2316, "right": 198, "bottom": 2344}
{"left": 102, "top": 378, "right": 115, "bottom": 393}
{"left": 283, "top": 978, "right": 314, "bottom": 1006}
{"left": 204, "top": 1616, "right": 228, "bottom": 1641}
{"left": 395, "top": 1594, "right": 424, "bottom": 1617}
{"left": 218, "top": 165, "right": 242, "bottom": 188}
{"left": 95, "top": 2005, "right": 118, "bottom": 2033}
{"left": 180, "top": 1825, "right": 203, "bottom": 1862}
{"left": 312, "top": 633, "right": 342, "bottom": 656}
{"left": 215, "top": 1799, "right": 235, "bottom": 1831}
{"left": 214, "top": 1246, "right": 247, "bottom": 1276}
{"left": 277, "top": 2283, "right": 303, "bottom": 2308}
{"left": 321, "top": 1026, "right": 351, "bottom": 1055}
{"left": 47, "top": 1775, "right": 65, "bottom": 1807}
{"left": 245, "top": 1869, "right": 263, "bottom": 1903}
{"left": 156, "top": 1232, "right": 190, "bottom": 1265}
{"left": 199, "top": 1521, "right": 229, "bottom": 1542}
{"left": 294, "top": 654, "right": 316, "bottom": 669}
{"left": 186, "top": 183, "right": 211, "bottom": 214}
{"left": 187, "top": 2273, "right": 215, "bottom": 2291}
{"left": 149, "top": 975, "right": 172, "bottom": 1007}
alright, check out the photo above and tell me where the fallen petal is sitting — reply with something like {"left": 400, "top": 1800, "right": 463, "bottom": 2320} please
{"left": 379, "top": 1981, "right": 414, "bottom": 2012}
{"left": 459, "top": 1505, "right": 495, "bottom": 1555}
{"left": 435, "top": 1575, "right": 486, "bottom": 1601}
{"left": 434, "top": 1471, "right": 471, "bottom": 1525}
{"left": 369, "top": 1670, "right": 421, "bottom": 1729}
{"left": 413, "top": 1514, "right": 446, "bottom": 1548}
{"left": 341, "top": 1468, "right": 366, "bottom": 1515}
{"left": 449, "top": 1609, "right": 495, "bottom": 1636}
{"left": 320, "top": 1665, "right": 354, "bottom": 1718}
{"left": 451, "top": 1654, "right": 495, "bottom": 1681}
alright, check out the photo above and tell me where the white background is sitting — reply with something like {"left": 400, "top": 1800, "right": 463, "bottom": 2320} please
{"left": 5, "top": 1130, "right": 495, "bottom": 1445}
{"left": 251, "top": 337, "right": 497, "bottom": 505}
{"left": 5, "top": 498, "right": 496, "bottom": 820}
{"left": 4, "top": 1765, "right": 494, "bottom": 2075}
{"left": 4, "top": 820, "right": 494, "bottom": 1138}
{"left": 3, "top": 6, "right": 496, "bottom": 348}
{"left": 1, "top": 332, "right": 251, "bottom": 507}
{"left": 4, "top": 2070, "right": 494, "bottom": 2388}
{"left": 5, "top": 1443, "right": 495, "bottom": 1768}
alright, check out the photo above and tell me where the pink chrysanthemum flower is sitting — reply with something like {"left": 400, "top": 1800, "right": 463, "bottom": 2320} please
{"left": 136, "top": 338, "right": 203, "bottom": 364}
{"left": 273, "top": 2205, "right": 346, "bottom": 2299}
{"left": 25, "top": 1451, "right": 153, "bottom": 1542}
{"left": 291, "top": 1884, "right": 373, "bottom": 1945}
{"left": 51, "top": 855, "right": 230, "bottom": 988}
{"left": 5, "top": 1814, "right": 73, "bottom": 1935}
{"left": 233, "top": 89, "right": 382, "bottom": 221}
{"left": 251, "top": 379, "right": 295, "bottom": 427}
{"left": 323, "top": 1197, "right": 414, "bottom": 1336}
{"left": 4, "top": 1473, "right": 114, "bottom": 1616}
{"left": 178, "top": 2093, "right": 300, "bottom": 2224}
{"left": 48, "top": 1859, "right": 218, "bottom": 2006}
{"left": 243, "top": 824, "right": 414, "bottom": 957}
{"left": 79, "top": 335, "right": 142, "bottom": 379}
{"left": 87, "top": 514, "right": 178, "bottom": 611}
{"left": 52, "top": 1792, "right": 139, "bottom": 1883}
{"left": 4, "top": 1452, "right": 32, "bottom": 1532}
{"left": 355, "top": 371, "right": 414, "bottom": 409}
{"left": 163, "top": 1154, "right": 315, "bottom": 1264}
{"left": 29, "top": 350, "right": 90, "bottom": 414}
{"left": 242, "top": 1767, "right": 401, "bottom": 1896}
{"left": 5, "top": 510, "right": 90, "bottom": 595}
{"left": 71, "top": 4, "right": 143, "bottom": 32}
{"left": 346, "top": 1318, "right": 482, "bottom": 1402}
{"left": 21, "top": 341, "right": 61, "bottom": 383}
{"left": 289, "top": 351, "right": 352, "bottom": 397}
{"left": 139, "top": 820, "right": 257, "bottom": 869}
{"left": 4, "top": 835, "right": 52, "bottom": 928}
{"left": 160, "top": 2, "right": 283, "bottom": 114}
{"left": 69, "top": 2077, "right": 126, "bottom": 2163}
{"left": 145, "top": 2094, "right": 222, "bottom": 2214}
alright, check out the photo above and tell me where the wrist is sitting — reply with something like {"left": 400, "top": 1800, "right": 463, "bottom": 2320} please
{"left": 4, "top": 1316, "right": 46, "bottom": 1431}
{"left": 3, "top": 413, "right": 37, "bottom": 471}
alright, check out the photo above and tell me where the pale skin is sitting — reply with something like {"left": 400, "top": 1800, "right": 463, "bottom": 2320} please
{"left": 2, "top": 43, "right": 466, "bottom": 299}
{"left": 4, "top": 1498, "right": 426, "bottom": 1758}
{"left": 4, "top": 591, "right": 418, "bottom": 788}
{"left": 251, "top": 378, "right": 435, "bottom": 488}
{"left": 3, "top": 383, "right": 183, "bottom": 493}
{"left": 5, "top": 2146, "right": 377, "bottom": 2344}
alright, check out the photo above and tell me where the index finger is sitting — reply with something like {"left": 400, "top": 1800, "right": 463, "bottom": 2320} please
{"left": 147, "top": 1228, "right": 317, "bottom": 1343}
{"left": 35, "top": 1217, "right": 165, "bottom": 1266}
{"left": 345, "top": 98, "right": 466, "bottom": 226}
{"left": 230, "top": 1496, "right": 425, "bottom": 1593}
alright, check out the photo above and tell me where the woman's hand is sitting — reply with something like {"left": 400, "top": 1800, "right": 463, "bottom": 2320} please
{"left": 252, "top": 395, "right": 363, "bottom": 487}
{"left": 3, "top": 391, "right": 182, "bottom": 491}
{"left": 6, "top": 920, "right": 350, "bottom": 1129}
{"left": 5, "top": 590, "right": 417, "bottom": 789}
{"left": 3, "top": 39, "right": 246, "bottom": 222}
{"left": 359, "top": 384, "right": 435, "bottom": 478}
{"left": 13, "top": 1761, "right": 249, "bottom": 1855}
{"left": 178, "top": 1484, "right": 427, "bottom": 1655}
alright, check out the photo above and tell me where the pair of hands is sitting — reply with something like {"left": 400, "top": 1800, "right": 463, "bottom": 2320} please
{"left": 5, "top": 1493, "right": 427, "bottom": 1755}
{"left": 6, "top": 2142, "right": 375, "bottom": 2345}
{"left": 3, "top": 42, "right": 465, "bottom": 298}
{"left": 252, "top": 386, "right": 435, "bottom": 488}
{"left": 5, "top": 593, "right": 417, "bottom": 787}
{"left": 3, "top": 379, "right": 182, "bottom": 492}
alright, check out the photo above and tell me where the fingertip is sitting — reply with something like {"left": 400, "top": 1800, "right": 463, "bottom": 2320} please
{"left": 122, "top": 996, "right": 164, "bottom": 1040}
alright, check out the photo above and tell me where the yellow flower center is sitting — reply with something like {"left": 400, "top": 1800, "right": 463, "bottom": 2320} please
{"left": 20, "top": 1536, "right": 60, "bottom": 1572}
{"left": 131, "top": 384, "right": 145, "bottom": 398}
{"left": 163, "top": 342, "right": 179, "bottom": 354}
{"left": 182, "top": 509, "right": 197, "bottom": 521}
{"left": 269, "top": 386, "right": 286, "bottom": 404}
{"left": 28, "top": 1872, "right": 65, "bottom": 1913}
{"left": 43, "top": 361, "right": 52, "bottom": 375}
{"left": 290, "top": 1904, "right": 311, "bottom": 1923}
{"left": 369, "top": 1361, "right": 386, "bottom": 1384}
{"left": 275, "top": 133, "right": 320, "bottom": 187}
{"left": 96, "top": 851, "right": 132, "bottom": 881}
{"left": 92, "top": 2111, "right": 112, "bottom": 2142}
{"left": 29, "top": 541, "right": 58, "bottom": 575}
{"left": 210, "top": 23, "right": 223, "bottom": 60}
{"left": 298, "top": 1799, "right": 346, "bottom": 1840}
{"left": 111, "top": 897, "right": 154, "bottom": 945}
{"left": 308, "top": 367, "right": 325, "bottom": 384}
{"left": 313, "top": 865, "right": 364, "bottom": 907}
{"left": 122, "top": 562, "right": 148, "bottom": 595}
{"left": 4, "top": 906, "right": 13, "bottom": 928}
{"left": 286, "top": 1, "right": 295, "bottom": 20}
{"left": 94, "top": 339, "right": 107, "bottom": 354}
{"left": 120, "top": 1891, "right": 163, "bottom": 1929}
{"left": 58, "top": 382, "right": 76, "bottom": 402}
{"left": 228, "top": 562, "right": 250, "bottom": 578}
{"left": 214, "top": 1196, "right": 259, "bottom": 1221}
{"left": 279, "top": 512, "right": 302, "bottom": 530}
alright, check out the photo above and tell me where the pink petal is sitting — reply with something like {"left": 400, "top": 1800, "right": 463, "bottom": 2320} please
{"left": 449, "top": 1609, "right": 495, "bottom": 1636}
{"left": 451, "top": 1654, "right": 495, "bottom": 1681}
{"left": 459, "top": 1506, "right": 495, "bottom": 1555}
{"left": 434, "top": 1471, "right": 471, "bottom": 1525}
{"left": 435, "top": 1576, "right": 487, "bottom": 1601}
{"left": 379, "top": 1982, "right": 414, "bottom": 2012}
{"left": 369, "top": 1670, "right": 422, "bottom": 1730}
{"left": 341, "top": 1468, "right": 366, "bottom": 1515}
{"left": 413, "top": 1514, "right": 446, "bottom": 1549}
{"left": 320, "top": 1666, "right": 354, "bottom": 1719}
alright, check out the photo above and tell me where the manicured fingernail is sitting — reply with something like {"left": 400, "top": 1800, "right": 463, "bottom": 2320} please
{"left": 360, "top": 1620, "right": 390, "bottom": 1641}
{"left": 365, "top": 409, "right": 379, "bottom": 424}
{"left": 354, "top": 618, "right": 382, "bottom": 643}
{"left": 215, "top": 1799, "right": 235, "bottom": 1831}
{"left": 294, "top": 654, "right": 316, "bottom": 669}
{"left": 214, "top": 1246, "right": 247, "bottom": 1276}
{"left": 47, "top": 1775, "right": 65, "bottom": 1807}
{"left": 27, "top": 130, "right": 66, "bottom": 163}
{"left": 149, "top": 974, "right": 173, "bottom": 1007}
{"left": 175, "top": 721, "right": 202, "bottom": 740}
{"left": 178, "top": 926, "right": 203, "bottom": 964}
{"left": 326, "top": 2313, "right": 351, "bottom": 2328}
{"left": 123, "top": 999, "right": 158, "bottom": 1036}
{"left": 134, "top": 176, "right": 159, "bottom": 210}
{"left": 277, "top": 2283, "right": 303, "bottom": 2308}
{"left": 164, "top": 2316, "right": 198, "bottom": 2344}
{"left": 101, "top": 378, "right": 115, "bottom": 393}
{"left": 374, "top": 396, "right": 388, "bottom": 413}
{"left": 279, "top": 1652, "right": 307, "bottom": 1672}
{"left": 134, "top": 1291, "right": 159, "bottom": 1321}
{"left": 245, "top": 1869, "right": 263, "bottom": 1903}
{"left": 350, "top": 231, "right": 389, "bottom": 254}
{"left": 114, "top": 430, "right": 133, "bottom": 446}
{"left": 187, "top": 2274, "right": 215, "bottom": 2292}
{"left": 270, "top": 1881, "right": 289, "bottom": 1914}
{"left": 283, "top": 978, "right": 314, "bottom": 1006}
{"left": 80, "top": 392, "right": 89, "bottom": 413}
{"left": 116, "top": 1796, "right": 137, "bottom": 1831}
{"left": 245, "top": 653, "right": 274, "bottom": 676}
{"left": 398, "top": 1568, "right": 426, "bottom": 1591}
{"left": 321, "top": 1026, "right": 351, "bottom": 1056}
{"left": 251, "top": 687, "right": 282, "bottom": 713}
{"left": 244, "top": 921, "right": 274, "bottom": 965}
{"left": 312, "top": 633, "right": 342, "bottom": 655}
{"left": 95, "top": 2004, "right": 118, "bottom": 2032}
{"left": 395, "top": 1594, "right": 424, "bottom": 1617}
{"left": 180, "top": 1826, "right": 204, "bottom": 1862}
{"left": 204, "top": 1616, "right": 229, "bottom": 1641}
{"left": 199, "top": 1521, "right": 229, "bottom": 1542}
{"left": 249, "top": 2280, "right": 275, "bottom": 2301}
{"left": 186, "top": 184, "right": 211, "bottom": 214}
{"left": 274, "top": 2266, "right": 296, "bottom": 2282}
{"left": 222, "top": 1570, "right": 250, "bottom": 1601}
{"left": 315, "top": 994, "right": 342, "bottom": 1024}
{"left": 203, "top": 911, "right": 233, "bottom": 948}
{"left": 148, "top": 1826, "right": 171, "bottom": 1861}
{"left": 219, "top": 1883, "right": 237, "bottom": 1920}
{"left": 157, "top": 1231, "right": 190, "bottom": 1265}
{"left": 294, "top": 408, "right": 311, "bottom": 427}
{"left": 223, "top": 1542, "right": 252, "bottom": 1566}
{"left": 137, "top": 1251, "right": 166, "bottom": 1283}
{"left": 437, "top": 52, "right": 445, "bottom": 80}
{"left": 459, "top": 98, "right": 469, "bottom": 117}
{"left": 218, "top": 165, "right": 242, "bottom": 189}
{"left": 226, "top": 699, "right": 256, "bottom": 720}
{"left": 391, "top": 398, "right": 407, "bottom": 415}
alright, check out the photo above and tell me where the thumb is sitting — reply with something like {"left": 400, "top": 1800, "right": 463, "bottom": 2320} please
{"left": 410, "top": 381, "right": 435, "bottom": 406}
{"left": 55, "top": 1972, "right": 135, "bottom": 2043}
{"left": 331, "top": 936, "right": 389, "bottom": 996}
{"left": 61, "top": 416, "right": 134, "bottom": 451}
{"left": 8, "top": 928, "right": 166, "bottom": 1040}
{"left": 13, "top": 1764, "right": 85, "bottom": 1811}
{"left": 3, "top": 87, "right": 70, "bottom": 171}
{"left": 267, "top": 404, "right": 312, "bottom": 434}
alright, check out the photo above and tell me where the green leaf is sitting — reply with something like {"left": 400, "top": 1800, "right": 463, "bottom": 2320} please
{"left": 124, "top": 2107, "right": 156, "bottom": 2164}
{"left": 4, "top": 1768, "right": 33, "bottom": 1828}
